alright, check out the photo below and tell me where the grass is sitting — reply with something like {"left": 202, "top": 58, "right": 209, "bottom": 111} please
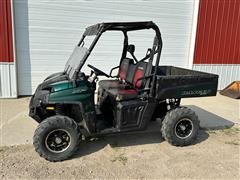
{"left": 111, "top": 153, "right": 128, "bottom": 165}
{"left": 207, "top": 126, "right": 240, "bottom": 135}
{"left": 110, "top": 141, "right": 118, "bottom": 147}
{"left": 208, "top": 130, "right": 217, "bottom": 134}
{"left": 0, "top": 146, "right": 12, "bottom": 153}
{"left": 110, "top": 141, "right": 127, "bottom": 164}
{"left": 220, "top": 127, "right": 240, "bottom": 135}
{"left": 110, "top": 141, "right": 122, "bottom": 151}
{"left": 207, "top": 126, "right": 240, "bottom": 146}
{"left": 225, "top": 140, "right": 240, "bottom": 146}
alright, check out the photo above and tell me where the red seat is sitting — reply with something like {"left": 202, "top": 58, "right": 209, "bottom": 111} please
{"left": 98, "top": 58, "right": 134, "bottom": 89}
{"left": 106, "top": 62, "right": 147, "bottom": 101}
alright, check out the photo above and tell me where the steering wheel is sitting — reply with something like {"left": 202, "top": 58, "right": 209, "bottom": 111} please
{"left": 87, "top": 64, "right": 110, "bottom": 78}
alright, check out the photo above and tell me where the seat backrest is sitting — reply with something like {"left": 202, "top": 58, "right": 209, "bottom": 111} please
{"left": 118, "top": 58, "right": 134, "bottom": 80}
{"left": 132, "top": 62, "right": 147, "bottom": 88}
{"left": 125, "top": 61, "right": 147, "bottom": 89}
{"left": 125, "top": 63, "right": 136, "bottom": 84}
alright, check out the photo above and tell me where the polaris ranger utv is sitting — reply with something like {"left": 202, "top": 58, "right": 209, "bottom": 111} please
{"left": 29, "top": 21, "right": 218, "bottom": 162}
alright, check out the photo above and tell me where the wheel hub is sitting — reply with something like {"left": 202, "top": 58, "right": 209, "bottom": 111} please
{"left": 175, "top": 118, "right": 193, "bottom": 139}
{"left": 55, "top": 137, "right": 62, "bottom": 144}
{"left": 45, "top": 129, "right": 71, "bottom": 153}
{"left": 179, "top": 125, "right": 186, "bottom": 131}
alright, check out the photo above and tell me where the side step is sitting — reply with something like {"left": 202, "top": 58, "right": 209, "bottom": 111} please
{"left": 220, "top": 81, "right": 240, "bottom": 99}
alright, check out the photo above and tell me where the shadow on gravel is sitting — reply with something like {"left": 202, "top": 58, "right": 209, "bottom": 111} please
{"left": 71, "top": 104, "right": 234, "bottom": 160}
{"left": 186, "top": 105, "right": 235, "bottom": 130}
{"left": 72, "top": 104, "right": 236, "bottom": 160}
{"left": 72, "top": 121, "right": 209, "bottom": 160}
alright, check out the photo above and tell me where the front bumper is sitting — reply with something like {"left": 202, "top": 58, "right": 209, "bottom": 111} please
{"left": 29, "top": 72, "right": 69, "bottom": 123}
{"left": 29, "top": 87, "right": 49, "bottom": 123}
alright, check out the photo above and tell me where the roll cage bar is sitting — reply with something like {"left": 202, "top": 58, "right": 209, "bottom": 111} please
{"left": 76, "top": 21, "right": 163, "bottom": 97}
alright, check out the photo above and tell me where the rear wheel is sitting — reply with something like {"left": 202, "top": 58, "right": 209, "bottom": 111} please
{"left": 161, "top": 107, "right": 199, "bottom": 146}
{"left": 33, "top": 115, "right": 81, "bottom": 162}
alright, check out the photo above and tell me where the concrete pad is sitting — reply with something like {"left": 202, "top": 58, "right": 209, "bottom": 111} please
{"left": 0, "top": 93, "right": 239, "bottom": 146}
{"left": 0, "top": 97, "right": 37, "bottom": 146}
{"left": 182, "top": 93, "right": 239, "bottom": 129}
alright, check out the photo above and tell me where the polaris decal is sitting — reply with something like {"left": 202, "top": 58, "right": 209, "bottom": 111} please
{"left": 181, "top": 89, "right": 212, "bottom": 96}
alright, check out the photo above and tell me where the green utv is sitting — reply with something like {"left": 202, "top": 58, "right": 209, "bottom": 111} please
{"left": 29, "top": 21, "right": 218, "bottom": 162}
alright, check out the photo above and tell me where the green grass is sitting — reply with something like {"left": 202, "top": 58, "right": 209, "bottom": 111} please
{"left": 220, "top": 127, "right": 240, "bottom": 135}
{"left": 0, "top": 146, "right": 11, "bottom": 153}
{"left": 111, "top": 153, "right": 128, "bottom": 165}
{"left": 225, "top": 140, "right": 240, "bottom": 146}
{"left": 208, "top": 130, "right": 217, "bottom": 134}
{"left": 110, "top": 141, "right": 118, "bottom": 147}
{"left": 110, "top": 142, "right": 122, "bottom": 151}
{"left": 207, "top": 126, "right": 240, "bottom": 135}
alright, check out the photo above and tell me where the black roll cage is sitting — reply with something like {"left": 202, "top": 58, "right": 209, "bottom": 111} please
{"left": 76, "top": 21, "right": 163, "bottom": 97}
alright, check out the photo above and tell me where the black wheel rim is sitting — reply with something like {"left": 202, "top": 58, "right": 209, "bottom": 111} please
{"left": 45, "top": 129, "right": 71, "bottom": 153}
{"left": 174, "top": 118, "right": 193, "bottom": 139}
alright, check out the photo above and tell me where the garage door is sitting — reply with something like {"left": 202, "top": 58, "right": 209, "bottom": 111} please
{"left": 14, "top": 0, "right": 195, "bottom": 95}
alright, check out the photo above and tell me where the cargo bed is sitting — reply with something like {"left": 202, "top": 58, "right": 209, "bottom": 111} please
{"left": 155, "top": 66, "right": 218, "bottom": 99}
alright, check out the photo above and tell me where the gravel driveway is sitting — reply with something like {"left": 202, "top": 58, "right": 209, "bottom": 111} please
{"left": 1, "top": 127, "right": 239, "bottom": 179}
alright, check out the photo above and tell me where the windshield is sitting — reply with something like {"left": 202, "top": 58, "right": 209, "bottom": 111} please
{"left": 64, "top": 46, "right": 89, "bottom": 79}
{"left": 64, "top": 35, "right": 97, "bottom": 80}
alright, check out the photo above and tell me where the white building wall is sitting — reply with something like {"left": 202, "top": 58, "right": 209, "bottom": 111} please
{"left": 0, "top": 63, "right": 17, "bottom": 98}
{"left": 193, "top": 64, "right": 240, "bottom": 90}
{"left": 14, "top": 0, "right": 195, "bottom": 95}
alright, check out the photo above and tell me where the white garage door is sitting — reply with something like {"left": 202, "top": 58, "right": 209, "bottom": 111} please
{"left": 14, "top": 0, "right": 195, "bottom": 95}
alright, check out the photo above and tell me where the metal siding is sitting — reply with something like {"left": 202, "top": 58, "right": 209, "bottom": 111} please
{"left": 0, "top": 0, "right": 14, "bottom": 62}
{"left": 193, "top": 64, "right": 240, "bottom": 90}
{"left": 14, "top": 0, "right": 195, "bottom": 95}
{"left": 194, "top": 0, "right": 240, "bottom": 64}
{"left": 192, "top": 0, "right": 240, "bottom": 90}
{"left": 0, "top": 0, "right": 17, "bottom": 98}
{"left": 0, "top": 63, "right": 17, "bottom": 97}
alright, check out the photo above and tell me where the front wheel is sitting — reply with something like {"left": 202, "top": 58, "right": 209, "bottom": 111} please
{"left": 161, "top": 107, "right": 199, "bottom": 146}
{"left": 33, "top": 115, "right": 81, "bottom": 162}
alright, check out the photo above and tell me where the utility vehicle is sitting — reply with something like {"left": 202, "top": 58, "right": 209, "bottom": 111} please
{"left": 29, "top": 21, "right": 218, "bottom": 162}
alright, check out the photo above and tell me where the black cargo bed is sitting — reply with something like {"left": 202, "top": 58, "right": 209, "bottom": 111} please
{"left": 155, "top": 66, "right": 218, "bottom": 99}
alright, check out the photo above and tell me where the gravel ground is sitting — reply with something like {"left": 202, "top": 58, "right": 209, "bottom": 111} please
{"left": 1, "top": 126, "right": 239, "bottom": 179}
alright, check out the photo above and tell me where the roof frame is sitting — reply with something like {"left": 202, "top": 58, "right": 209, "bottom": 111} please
{"left": 83, "top": 21, "right": 158, "bottom": 36}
